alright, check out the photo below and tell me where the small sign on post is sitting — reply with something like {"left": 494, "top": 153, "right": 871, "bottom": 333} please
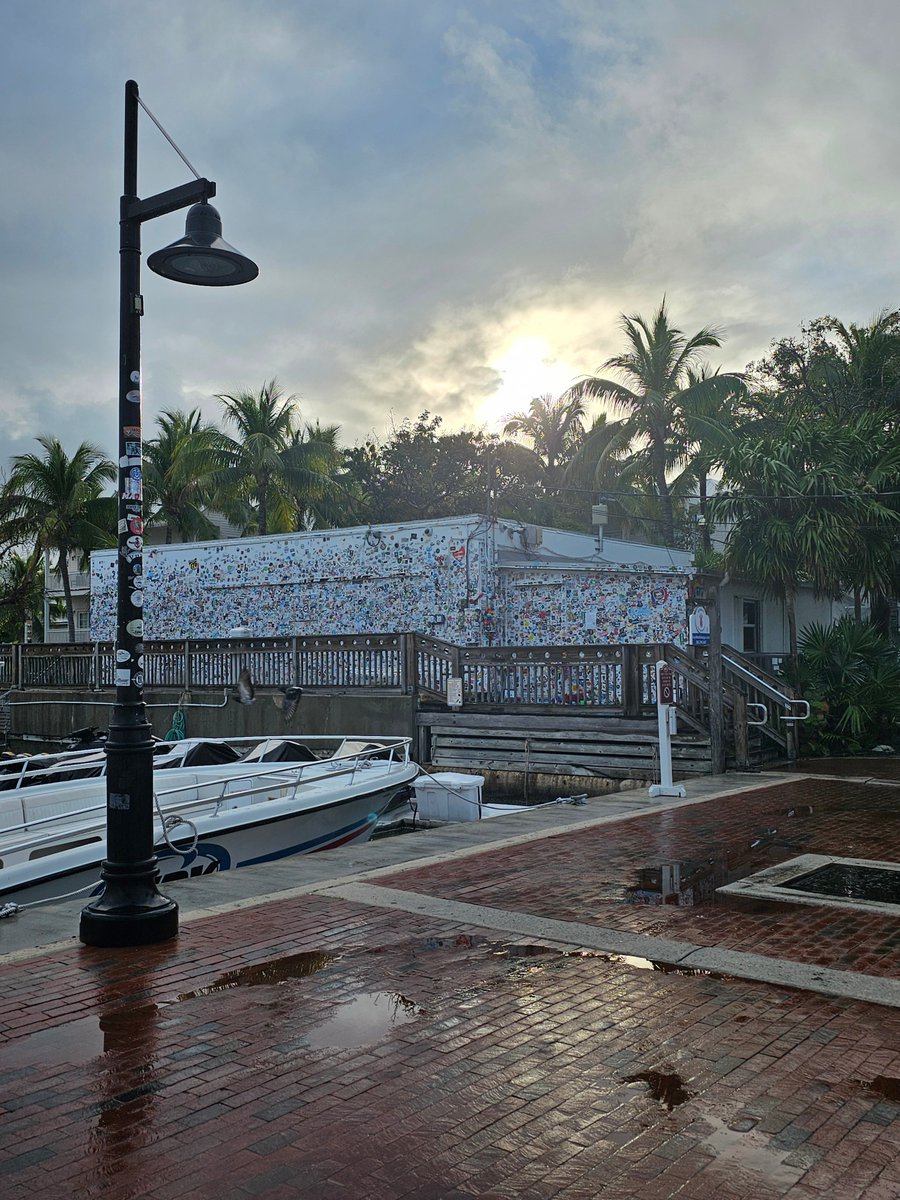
{"left": 689, "top": 606, "right": 711, "bottom": 646}
{"left": 649, "top": 660, "right": 687, "bottom": 799}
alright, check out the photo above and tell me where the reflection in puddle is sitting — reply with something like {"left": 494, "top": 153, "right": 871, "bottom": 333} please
{"left": 697, "top": 1114, "right": 804, "bottom": 1186}
{"left": 0, "top": 1015, "right": 104, "bottom": 1068}
{"left": 178, "top": 950, "right": 337, "bottom": 998}
{"left": 420, "top": 934, "right": 487, "bottom": 951}
{"left": 87, "top": 1002, "right": 163, "bottom": 1189}
{"left": 493, "top": 944, "right": 559, "bottom": 958}
{"left": 0, "top": 1003, "right": 164, "bottom": 1070}
{"left": 563, "top": 951, "right": 719, "bottom": 978}
{"left": 305, "top": 992, "right": 422, "bottom": 1049}
{"left": 622, "top": 1070, "right": 690, "bottom": 1110}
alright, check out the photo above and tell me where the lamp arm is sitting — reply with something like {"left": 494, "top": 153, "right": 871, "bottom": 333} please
{"left": 125, "top": 179, "right": 217, "bottom": 225}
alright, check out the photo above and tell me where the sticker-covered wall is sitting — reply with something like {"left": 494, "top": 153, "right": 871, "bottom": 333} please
{"left": 499, "top": 570, "right": 688, "bottom": 645}
{"left": 91, "top": 515, "right": 690, "bottom": 647}
{"left": 91, "top": 517, "right": 496, "bottom": 643}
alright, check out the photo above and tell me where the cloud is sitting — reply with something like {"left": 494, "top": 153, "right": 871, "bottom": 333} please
{"left": 1, "top": 0, "right": 899, "bottom": 469}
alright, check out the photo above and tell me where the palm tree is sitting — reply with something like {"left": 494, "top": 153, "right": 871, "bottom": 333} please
{"left": 0, "top": 436, "right": 115, "bottom": 642}
{"left": 283, "top": 421, "right": 354, "bottom": 529}
{"left": 214, "top": 380, "right": 302, "bottom": 536}
{"left": 573, "top": 299, "right": 745, "bottom": 544}
{"left": 143, "top": 408, "right": 223, "bottom": 544}
{"left": 0, "top": 551, "right": 46, "bottom": 642}
{"left": 817, "top": 310, "right": 900, "bottom": 420}
{"left": 503, "top": 392, "right": 587, "bottom": 476}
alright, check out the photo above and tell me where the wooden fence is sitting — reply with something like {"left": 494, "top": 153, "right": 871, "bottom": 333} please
{"left": 2, "top": 633, "right": 799, "bottom": 765}
{"left": 5, "top": 635, "right": 701, "bottom": 717}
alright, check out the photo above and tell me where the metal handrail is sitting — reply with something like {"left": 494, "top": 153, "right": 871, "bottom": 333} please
{"left": 721, "top": 653, "right": 808, "bottom": 720}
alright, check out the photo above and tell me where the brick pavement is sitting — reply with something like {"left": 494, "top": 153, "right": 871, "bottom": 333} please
{"left": 1, "top": 777, "right": 899, "bottom": 1199}
{"left": 378, "top": 777, "right": 900, "bottom": 978}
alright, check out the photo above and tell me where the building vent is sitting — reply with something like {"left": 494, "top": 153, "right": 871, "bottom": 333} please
{"left": 523, "top": 524, "right": 543, "bottom": 547}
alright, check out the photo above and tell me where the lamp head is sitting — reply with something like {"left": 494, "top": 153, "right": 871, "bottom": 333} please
{"left": 147, "top": 201, "right": 258, "bottom": 286}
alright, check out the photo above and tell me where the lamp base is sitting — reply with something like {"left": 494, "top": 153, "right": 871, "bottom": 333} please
{"left": 80, "top": 897, "right": 178, "bottom": 947}
{"left": 80, "top": 866, "right": 179, "bottom": 947}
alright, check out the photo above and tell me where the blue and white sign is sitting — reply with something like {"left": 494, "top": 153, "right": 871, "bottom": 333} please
{"left": 689, "top": 605, "right": 710, "bottom": 645}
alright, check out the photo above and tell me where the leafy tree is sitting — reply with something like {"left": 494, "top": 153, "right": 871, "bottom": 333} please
{"left": 343, "top": 413, "right": 541, "bottom": 526}
{"left": 709, "top": 412, "right": 900, "bottom": 667}
{"left": 143, "top": 408, "right": 223, "bottom": 544}
{"left": 573, "top": 299, "right": 746, "bottom": 544}
{"left": 749, "top": 310, "right": 900, "bottom": 422}
{"left": 746, "top": 312, "right": 900, "bottom": 632}
{"left": 213, "top": 379, "right": 303, "bottom": 536}
{"left": 561, "top": 412, "right": 663, "bottom": 541}
{"left": 0, "top": 436, "right": 115, "bottom": 642}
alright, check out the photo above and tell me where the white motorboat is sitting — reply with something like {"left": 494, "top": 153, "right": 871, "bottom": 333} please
{"left": 0, "top": 734, "right": 418, "bottom": 908}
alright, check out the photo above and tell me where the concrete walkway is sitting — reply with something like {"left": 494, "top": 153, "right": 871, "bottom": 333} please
{"left": 1, "top": 769, "right": 898, "bottom": 1199}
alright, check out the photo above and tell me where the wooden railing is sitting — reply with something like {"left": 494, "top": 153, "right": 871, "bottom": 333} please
{"left": 2, "top": 633, "right": 798, "bottom": 765}
{"left": 0, "top": 643, "right": 16, "bottom": 689}
{"left": 11, "top": 636, "right": 410, "bottom": 693}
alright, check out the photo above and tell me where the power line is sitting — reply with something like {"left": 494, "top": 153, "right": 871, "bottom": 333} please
{"left": 544, "top": 484, "right": 900, "bottom": 503}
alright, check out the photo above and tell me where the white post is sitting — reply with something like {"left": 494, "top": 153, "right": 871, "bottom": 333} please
{"left": 649, "top": 659, "right": 686, "bottom": 798}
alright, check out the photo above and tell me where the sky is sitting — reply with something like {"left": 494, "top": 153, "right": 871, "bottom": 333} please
{"left": 2, "top": 0, "right": 899, "bottom": 468}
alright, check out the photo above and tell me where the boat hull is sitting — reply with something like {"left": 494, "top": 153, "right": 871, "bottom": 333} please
{"left": 0, "top": 752, "right": 417, "bottom": 908}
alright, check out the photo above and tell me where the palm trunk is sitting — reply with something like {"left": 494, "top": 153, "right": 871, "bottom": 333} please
{"left": 60, "top": 556, "right": 76, "bottom": 644}
{"left": 786, "top": 587, "right": 798, "bottom": 685}
{"left": 258, "top": 474, "right": 268, "bottom": 537}
{"left": 652, "top": 437, "right": 674, "bottom": 545}
{"left": 699, "top": 474, "right": 711, "bottom": 551}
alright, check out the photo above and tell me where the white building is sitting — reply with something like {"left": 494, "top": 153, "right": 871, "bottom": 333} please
{"left": 90, "top": 514, "right": 855, "bottom": 655}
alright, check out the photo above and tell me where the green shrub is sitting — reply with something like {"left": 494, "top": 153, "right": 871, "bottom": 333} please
{"left": 792, "top": 617, "right": 900, "bottom": 754}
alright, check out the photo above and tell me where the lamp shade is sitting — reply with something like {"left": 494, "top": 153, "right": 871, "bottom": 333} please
{"left": 147, "top": 201, "right": 258, "bottom": 286}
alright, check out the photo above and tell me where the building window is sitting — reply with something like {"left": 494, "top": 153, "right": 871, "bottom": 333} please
{"left": 77, "top": 610, "right": 91, "bottom": 631}
{"left": 741, "top": 599, "right": 760, "bottom": 653}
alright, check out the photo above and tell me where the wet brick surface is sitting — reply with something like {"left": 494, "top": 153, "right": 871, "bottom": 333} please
{"left": 379, "top": 778, "right": 900, "bottom": 977}
{"left": 0, "top": 885, "right": 898, "bottom": 1198}
{"left": 1, "top": 776, "right": 899, "bottom": 1198}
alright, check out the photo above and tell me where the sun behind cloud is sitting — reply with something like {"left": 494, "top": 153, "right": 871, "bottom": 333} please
{"left": 478, "top": 334, "right": 583, "bottom": 431}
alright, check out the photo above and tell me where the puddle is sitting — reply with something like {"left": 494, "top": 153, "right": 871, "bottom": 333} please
{"left": 177, "top": 951, "right": 337, "bottom": 998}
{"left": 608, "top": 954, "right": 718, "bottom": 977}
{"left": 0, "top": 1015, "right": 105, "bottom": 1068}
{"left": 697, "top": 1114, "right": 805, "bottom": 1186}
{"left": 622, "top": 1070, "right": 690, "bottom": 1110}
{"left": 563, "top": 951, "right": 719, "bottom": 978}
{"left": 420, "top": 935, "right": 487, "bottom": 951}
{"left": 304, "top": 991, "right": 422, "bottom": 1048}
{"left": 0, "top": 1004, "right": 161, "bottom": 1069}
{"left": 493, "top": 944, "right": 559, "bottom": 958}
{"left": 867, "top": 1075, "right": 900, "bottom": 1103}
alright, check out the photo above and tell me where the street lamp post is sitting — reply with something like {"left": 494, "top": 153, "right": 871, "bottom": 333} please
{"left": 79, "top": 81, "right": 258, "bottom": 948}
